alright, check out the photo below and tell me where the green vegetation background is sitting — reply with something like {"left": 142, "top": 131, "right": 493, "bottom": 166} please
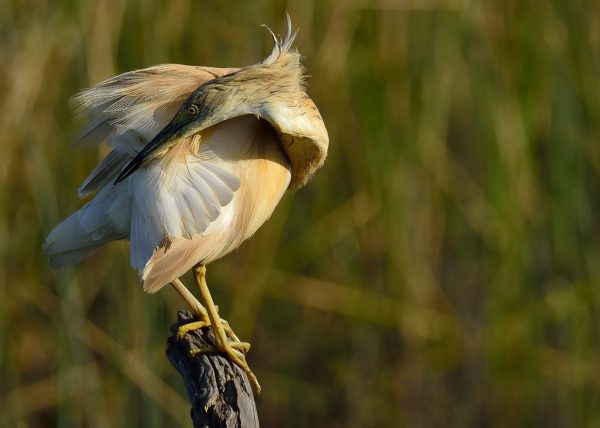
{"left": 2, "top": 0, "right": 600, "bottom": 426}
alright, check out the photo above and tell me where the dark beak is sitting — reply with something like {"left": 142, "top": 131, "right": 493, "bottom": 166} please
{"left": 114, "top": 120, "right": 183, "bottom": 184}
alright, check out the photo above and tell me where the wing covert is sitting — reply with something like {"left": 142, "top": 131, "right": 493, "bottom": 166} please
{"left": 129, "top": 155, "right": 240, "bottom": 271}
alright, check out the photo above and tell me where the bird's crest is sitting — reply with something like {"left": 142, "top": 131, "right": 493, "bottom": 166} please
{"left": 261, "top": 14, "right": 299, "bottom": 66}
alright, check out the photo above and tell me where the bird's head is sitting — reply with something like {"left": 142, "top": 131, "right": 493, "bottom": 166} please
{"left": 115, "top": 15, "right": 328, "bottom": 188}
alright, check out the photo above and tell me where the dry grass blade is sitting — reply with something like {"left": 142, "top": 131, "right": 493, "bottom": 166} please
{"left": 0, "top": 362, "right": 101, "bottom": 425}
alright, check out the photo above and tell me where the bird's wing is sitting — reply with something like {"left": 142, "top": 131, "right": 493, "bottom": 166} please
{"left": 44, "top": 178, "right": 131, "bottom": 267}
{"left": 128, "top": 138, "right": 241, "bottom": 271}
{"left": 77, "top": 130, "right": 145, "bottom": 197}
{"left": 73, "top": 64, "right": 238, "bottom": 197}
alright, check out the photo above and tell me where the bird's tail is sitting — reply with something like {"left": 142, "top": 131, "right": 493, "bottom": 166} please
{"left": 44, "top": 184, "right": 129, "bottom": 268}
{"left": 43, "top": 211, "right": 115, "bottom": 268}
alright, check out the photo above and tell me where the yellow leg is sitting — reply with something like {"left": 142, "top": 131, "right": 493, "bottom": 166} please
{"left": 171, "top": 278, "right": 209, "bottom": 321}
{"left": 192, "top": 264, "right": 261, "bottom": 394}
{"left": 170, "top": 278, "right": 241, "bottom": 342}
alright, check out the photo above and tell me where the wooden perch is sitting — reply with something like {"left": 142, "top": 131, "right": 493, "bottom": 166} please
{"left": 166, "top": 311, "right": 259, "bottom": 428}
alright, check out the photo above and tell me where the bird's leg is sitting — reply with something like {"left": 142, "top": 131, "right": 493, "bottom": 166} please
{"left": 171, "top": 278, "right": 210, "bottom": 339}
{"left": 170, "top": 278, "right": 239, "bottom": 342}
{"left": 171, "top": 278, "right": 209, "bottom": 321}
{"left": 191, "top": 264, "right": 261, "bottom": 394}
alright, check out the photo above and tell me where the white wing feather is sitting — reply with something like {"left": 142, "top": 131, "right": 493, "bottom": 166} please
{"left": 129, "top": 156, "right": 240, "bottom": 271}
{"left": 44, "top": 183, "right": 129, "bottom": 267}
{"left": 78, "top": 131, "right": 145, "bottom": 197}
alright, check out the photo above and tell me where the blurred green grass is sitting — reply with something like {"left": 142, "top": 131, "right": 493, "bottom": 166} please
{"left": 2, "top": 0, "right": 600, "bottom": 426}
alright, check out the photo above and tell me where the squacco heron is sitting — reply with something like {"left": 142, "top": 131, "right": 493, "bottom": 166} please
{"left": 43, "top": 16, "right": 328, "bottom": 394}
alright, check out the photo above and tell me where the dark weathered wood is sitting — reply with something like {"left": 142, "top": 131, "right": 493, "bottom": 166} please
{"left": 166, "top": 311, "right": 259, "bottom": 428}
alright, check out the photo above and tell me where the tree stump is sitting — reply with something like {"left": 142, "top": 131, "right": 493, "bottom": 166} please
{"left": 166, "top": 311, "right": 259, "bottom": 428}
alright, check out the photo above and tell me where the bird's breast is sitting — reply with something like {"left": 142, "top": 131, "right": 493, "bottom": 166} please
{"left": 193, "top": 115, "right": 291, "bottom": 261}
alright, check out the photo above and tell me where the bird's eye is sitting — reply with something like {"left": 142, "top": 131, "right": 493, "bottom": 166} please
{"left": 187, "top": 104, "right": 199, "bottom": 116}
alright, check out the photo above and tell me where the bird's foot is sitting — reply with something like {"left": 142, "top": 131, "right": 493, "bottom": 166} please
{"left": 185, "top": 332, "right": 259, "bottom": 393}
{"left": 189, "top": 338, "right": 260, "bottom": 394}
{"left": 177, "top": 320, "right": 210, "bottom": 340}
{"left": 177, "top": 316, "right": 243, "bottom": 343}
{"left": 216, "top": 341, "right": 260, "bottom": 394}
{"left": 188, "top": 339, "right": 251, "bottom": 357}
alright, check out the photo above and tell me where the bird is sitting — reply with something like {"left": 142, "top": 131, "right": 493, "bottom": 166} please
{"left": 43, "top": 15, "right": 328, "bottom": 394}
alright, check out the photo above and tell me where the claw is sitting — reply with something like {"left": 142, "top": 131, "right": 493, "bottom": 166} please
{"left": 177, "top": 320, "right": 210, "bottom": 340}
{"left": 231, "top": 341, "right": 251, "bottom": 353}
{"left": 177, "top": 317, "right": 242, "bottom": 343}
{"left": 212, "top": 339, "right": 261, "bottom": 394}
